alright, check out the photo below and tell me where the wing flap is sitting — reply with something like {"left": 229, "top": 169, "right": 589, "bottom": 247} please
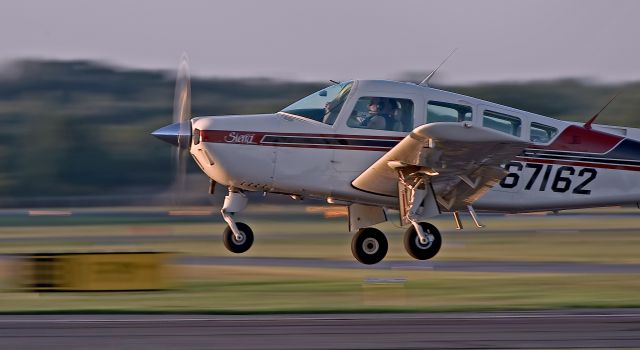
{"left": 352, "top": 123, "right": 528, "bottom": 209}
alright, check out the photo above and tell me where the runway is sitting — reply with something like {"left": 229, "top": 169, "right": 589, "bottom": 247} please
{"left": 0, "top": 310, "right": 638, "bottom": 349}
{"left": 180, "top": 256, "right": 640, "bottom": 273}
{"left": 2, "top": 225, "right": 640, "bottom": 245}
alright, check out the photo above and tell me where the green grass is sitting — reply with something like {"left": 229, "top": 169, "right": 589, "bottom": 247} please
{"left": 1, "top": 213, "right": 639, "bottom": 263}
{"left": 0, "top": 207, "right": 639, "bottom": 313}
{"left": 0, "top": 265, "right": 639, "bottom": 313}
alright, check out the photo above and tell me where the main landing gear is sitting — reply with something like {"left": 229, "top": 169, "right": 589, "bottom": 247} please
{"left": 351, "top": 227, "right": 388, "bottom": 265}
{"left": 350, "top": 223, "right": 442, "bottom": 264}
{"left": 403, "top": 222, "right": 442, "bottom": 260}
{"left": 350, "top": 167, "right": 444, "bottom": 264}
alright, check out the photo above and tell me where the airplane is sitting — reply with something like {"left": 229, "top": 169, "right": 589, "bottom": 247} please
{"left": 152, "top": 57, "right": 637, "bottom": 265}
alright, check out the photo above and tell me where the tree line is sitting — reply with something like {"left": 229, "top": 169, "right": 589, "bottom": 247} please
{"left": 1, "top": 59, "right": 639, "bottom": 204}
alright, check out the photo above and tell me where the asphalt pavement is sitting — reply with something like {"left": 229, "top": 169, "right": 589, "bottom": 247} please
{"left": 0, "top": 310, "right": 638, "bottom": 349}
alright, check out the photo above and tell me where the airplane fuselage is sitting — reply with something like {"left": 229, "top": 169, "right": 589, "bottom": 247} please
{"left": 189, "top": 80, "right": 640, "bottom": 214}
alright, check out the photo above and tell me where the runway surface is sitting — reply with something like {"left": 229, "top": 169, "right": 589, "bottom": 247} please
{"left": 180, "top": 256, "right": 640, "bottom": 273}
{"left": 3, "top": 225, "right": 640, "bottom": 245}
{"left": 0, "top": 310, "right": 638, "bottom": 349}
{"left": 2, "top": 254, "right": 637, "bottom": 274}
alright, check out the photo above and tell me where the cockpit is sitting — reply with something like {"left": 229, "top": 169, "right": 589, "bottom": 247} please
{"left": 279, "top": 80, "right": 417, "bottom": 132}
{"left": 279, "top": 79, "right": 564, "bottom": 146}
{"left": 280, "top": 81, "right": 353, "bottom": 125}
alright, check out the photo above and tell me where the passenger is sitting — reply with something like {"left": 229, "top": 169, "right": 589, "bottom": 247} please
{"left": 387, "top": 99, "right": 404, "bottom": 131}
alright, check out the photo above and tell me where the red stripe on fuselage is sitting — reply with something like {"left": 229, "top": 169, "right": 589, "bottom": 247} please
{"left": 200, "top": 130, "right": 266, "bottom": 144}
{"left": 200, "top": 129, "right": 640, "bottom": 168}
{"left": 199, "top": 130, "right": 402, "bottom": 151}
{"left": 258, "top": 144, "right": 390, "bottom": 151}
{"left": 200, "top": 130, "right": 404, "bottom": 142}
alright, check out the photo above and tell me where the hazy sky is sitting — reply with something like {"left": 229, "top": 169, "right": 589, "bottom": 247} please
{"left": 2, "top": 0, "right": 640, "bottom": 83}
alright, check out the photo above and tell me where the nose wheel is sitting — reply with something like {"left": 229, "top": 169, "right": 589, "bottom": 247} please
{"left": 220, "top": 188, "right": 255, "bottom": 254}
{"left": 404, "top": 222, "right": 442, "bottom": 260}
{"left": 223, "top": 222, "right": 254, "bottom": 253}
{"left": 351, "top": 227, "right": 388, "bottom": 265}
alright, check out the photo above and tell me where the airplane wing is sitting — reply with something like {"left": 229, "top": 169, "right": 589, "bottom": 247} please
{"left": 352, "top": 123, "right": 529, "bottom": 212}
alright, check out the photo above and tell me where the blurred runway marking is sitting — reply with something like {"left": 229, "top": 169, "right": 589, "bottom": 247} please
{"left": 27, "top": 210, "right": 71, "bottom": 216}
{"left": 167, "top": 209, "right": 214, "bottom": 216}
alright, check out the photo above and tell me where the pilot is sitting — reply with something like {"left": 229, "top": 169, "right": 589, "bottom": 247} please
{"left": 361, "top": 97, "right": 394, "bottom": 130}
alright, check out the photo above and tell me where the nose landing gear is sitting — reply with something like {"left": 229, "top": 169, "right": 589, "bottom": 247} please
{"left": 223, "top": 222, "right": 254, "bottom": 253}
{"left": 221, "top": 189, "right": 254, "bottom": 254}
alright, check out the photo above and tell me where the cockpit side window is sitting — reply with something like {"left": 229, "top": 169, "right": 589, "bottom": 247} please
{"left": 483, "top": 110, "right": 522, "bottom": 137}
{"left": 280, "top": 82, "right": 353, "bottom": 125}
{"left": 347, "top": 96, "right": 414, "bottom": 132}
{"left": 427, "top": 101, "right": 472, "bottom": 123}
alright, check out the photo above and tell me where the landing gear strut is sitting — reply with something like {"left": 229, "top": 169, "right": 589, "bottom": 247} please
{"left": 395, "top": 167, "right": 443, "bottom": 261}
{"left": 221, "top": 188, "right": 254, "bottom": 253}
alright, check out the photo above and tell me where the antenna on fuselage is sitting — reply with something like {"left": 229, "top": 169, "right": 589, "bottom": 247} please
{"left": 418, "top": 48, "right": 458, "bottom": 87}
{"left": 329, "top": 80, "right": 341, "bottom": 85}
{"left": 584, "top": 93, "right": 619, "bottom": 130}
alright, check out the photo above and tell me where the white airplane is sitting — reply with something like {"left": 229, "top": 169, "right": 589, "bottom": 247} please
{"left": 153, "top": 58, "right": 637, "bottom": 264}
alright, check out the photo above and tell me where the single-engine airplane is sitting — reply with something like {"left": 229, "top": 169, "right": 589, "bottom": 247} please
{"left": 153, "top": 58, "right": 636, "bottom": 264}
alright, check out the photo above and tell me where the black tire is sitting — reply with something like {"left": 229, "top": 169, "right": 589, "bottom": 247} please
{"left": 404, "top": 222, "right": 442, "bottom": 260}
{"left": 351, "top": 227, "right": 388, "bottom": 265}
{"left": 223, "top": 222, "right": 254, "bottom": 253}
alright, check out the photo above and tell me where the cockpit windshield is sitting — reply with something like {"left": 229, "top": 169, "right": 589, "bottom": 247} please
{"left": 280, "top": 81, "right": 353, "bottom": 125}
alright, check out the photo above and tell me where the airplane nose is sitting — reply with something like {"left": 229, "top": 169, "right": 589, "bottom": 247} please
{"left": 151, "top": 122, "right": 191, "bottom": 149}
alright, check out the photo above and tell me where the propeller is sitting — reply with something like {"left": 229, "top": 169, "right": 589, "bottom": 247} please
{"left": 151, "top": 54, "right": 194, "bottom": 205}
{"left": 174, "top": 54, "right": 192, "bottom": 146}
{"left": 172, "top": 54, "right": 192, "bottom": 203}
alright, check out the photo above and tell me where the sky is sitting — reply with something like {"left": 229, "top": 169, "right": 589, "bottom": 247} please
{"left": 1, "top": 0, "right": 640, "bottom": 84}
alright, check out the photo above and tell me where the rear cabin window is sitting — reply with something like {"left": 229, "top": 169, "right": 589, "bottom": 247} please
{"left": 347, "top": 96, "right": 414, "bottom": 132}
{"left": 483, "top": 110, "right": 521, "bottom": 137}
{"left": 426, "top": 101, "right": 472, "bottom": 123}
{"left": 530, "top": 122, "right": 558, "bottom": 143}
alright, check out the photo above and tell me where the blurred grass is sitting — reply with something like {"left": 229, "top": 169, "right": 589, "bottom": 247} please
{"left": 0, "top": 208, "right": 639, "bottom": 263}
{"left": 0, "top": 265, "right": 638, "bottom": 313}
{"left": 0, "top": 207, "right": 639, "bottom": 313}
